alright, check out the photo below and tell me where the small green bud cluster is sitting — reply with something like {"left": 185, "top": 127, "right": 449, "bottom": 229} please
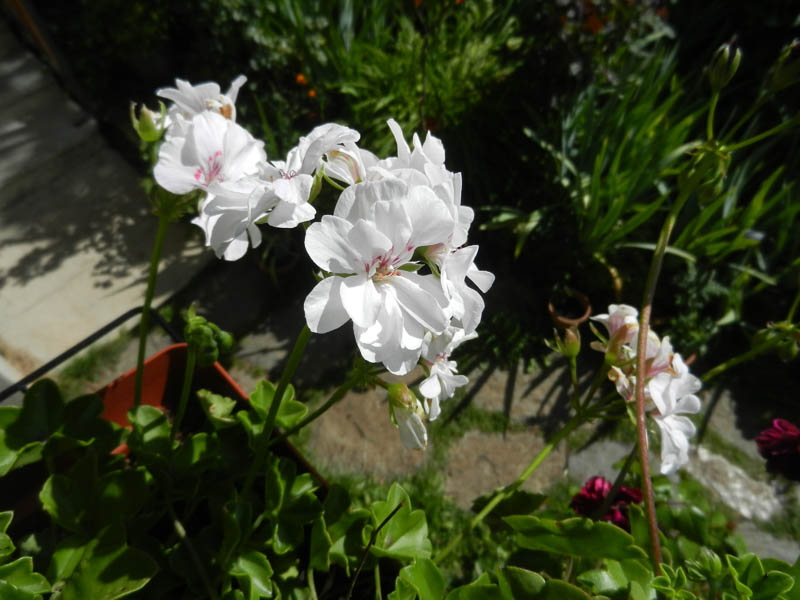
{"left": 184, "top": 306, "right": 234, "bottom": 367}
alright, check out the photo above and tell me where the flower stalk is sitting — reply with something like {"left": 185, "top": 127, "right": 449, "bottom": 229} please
{"left": 171, "top": 344, "right": 197, "bottom": 443}
{"left": 242, "top": 325, "right": 312, "bottom": 499}
{"left": 134, "top": 213, "right": 170, "bottom": 408}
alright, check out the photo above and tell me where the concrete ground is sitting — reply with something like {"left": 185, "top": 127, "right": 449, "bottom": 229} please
{"left": 0, "top": 17, "right": 209, "bottom": 402}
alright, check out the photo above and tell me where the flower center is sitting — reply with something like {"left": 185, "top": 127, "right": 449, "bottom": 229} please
{"left": 195, "top": 151, "right": 224, "bottom": 186}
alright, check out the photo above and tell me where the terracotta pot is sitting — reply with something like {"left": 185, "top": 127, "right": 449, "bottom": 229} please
{"left": 98, "top": 343, "right": 324, "bottom": 482}
{"left": 548, "top": 288, "right": 592, "bottom": 329}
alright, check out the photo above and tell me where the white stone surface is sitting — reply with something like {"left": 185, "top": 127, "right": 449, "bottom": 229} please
{"left": 687, "top": 446, "right": 782, "bottom": 521}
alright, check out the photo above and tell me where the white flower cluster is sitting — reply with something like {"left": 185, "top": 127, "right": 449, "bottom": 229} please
{"left": 152, "top": 77, "right": 493, "bottom": 450}
{"left": 592, "top": 304, "right": 702, "bottom": 475}
{"left": 153, "top": 76, "right": 358, "bottom": 260}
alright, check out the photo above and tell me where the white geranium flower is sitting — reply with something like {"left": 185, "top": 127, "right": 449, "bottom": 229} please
{"left": 153, "top": 111, "right": 265, "bottom": 197}
{"left": 303, "top": 179, "right": 452, "bottom": 374}
{"left": 419, "top": 327, "right": 477, "bottom": 420}
{"left": 157, "top": 75, "right": 247, "bottom": 135}
{"left": 191, "top": 179, "right": 269, "bottom": 261}
{"left": 648, "top": 353, "right": 702, "bottom": 474}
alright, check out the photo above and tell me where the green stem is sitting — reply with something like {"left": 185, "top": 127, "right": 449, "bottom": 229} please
{"left": 242, "top": 325, "right": 312, "bottom": 499}
{"left": 722, "top": 98, "right": 764, "bottom": 144}
{"left": 707, "top": 92, "right": 719, "bottom": 141}
{"left": 268, "top": 374, "right": 360, "bottom": 449}
{"left": 171, "top": 345, "right": 197, "bottom": 443}
{"left": 435, "top": 410, "right": 588, "bottom": 564}
{"left": 724, "top": 117, "right": 798, "bottom": 152}
{"left": 167, "top": 501, "right": 218, "bottom": 600}
{"left": 322, "top": 172, "right": 345, "bottom": 191}
{"left": 308, "top": 567, "right": 318, "bottom": 600}
{"left": 579, "top": 362, "right": 611, "bottom": 411}
{"left": 568, "top": 357, "right": 580, "bottom": 412}
{"left": 786, "top": 284, "right": 800, "bottom": 323}
{"left": 701, "top": 340, "right": 775, "bottom": 384}
{"left": 134, "top": 213, "right": 170, "bottom": 408}
{"left": 373, "top": 564, "right": 382, "bottom": 600}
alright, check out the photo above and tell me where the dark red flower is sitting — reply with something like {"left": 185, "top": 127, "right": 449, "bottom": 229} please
{"left": 756, "top": 419, "right": 800, "bottom": 481}
{"left": 570, "top": 476, "right": 643, "bottom": 531}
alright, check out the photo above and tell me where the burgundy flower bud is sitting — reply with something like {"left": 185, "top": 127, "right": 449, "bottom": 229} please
{"left": 569, "top": 476, "right": 643, "bottom": 531}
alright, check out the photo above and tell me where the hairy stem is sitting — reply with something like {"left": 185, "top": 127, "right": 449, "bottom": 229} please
{"left": 134, "top": 213, "right": 169, "bottom": 407}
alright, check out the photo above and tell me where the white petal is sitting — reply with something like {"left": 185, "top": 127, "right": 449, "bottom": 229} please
{"left": 305, "top": 216, "right": 357, "bottom": 273}
{"left": 304, "top": 277, "right": 350, "bottom": 334}
{"left": 392, "top": 275, "right": 448, "bottom": 334}
{"left": 340, "top": 276, "right": 381, "bottom": 328}
{"left": 154, "top": 135, "right": 198, "bottom": 194}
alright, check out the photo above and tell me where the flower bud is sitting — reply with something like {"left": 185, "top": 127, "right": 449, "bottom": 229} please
{"left": 130, "top": 101, "right": 166, "bottom": 143}
{"left": 387, "top": 384, "right": 428, "bottom": 450}
{"left": 708, "top": 42, "right": 742, "bottom": 92}
{"left": 765, "top": 39, "right": 800, "bottom": 94}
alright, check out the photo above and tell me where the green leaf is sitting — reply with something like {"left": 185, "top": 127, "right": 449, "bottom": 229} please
{"left": 58, "top": 525, "right": 158, "bottom": 600}
{"left": 752, "top": 571, "right": 794, "bottom": 600}
{"left": 230, "top": 550, "right": 273, "bottom": 598}
{"left": 496, "top": 566, "right": 546, "bottom": 599}
{"left": 396, "top": 558, "right": 446, "bottom": 600}
{"left": 0, "top": 558, "right": 50, "bottom": 594}
{"left": 471, "top": 490, "right": 545, "bottom": 528}
{"left": 0, "top": 380, "right": 66, "bottom": 476}
{"left": 39, "top": 453, "right": 98, "bottom": 533}
{"left": 198, "top": 389, "right": 238, "bottom": 430}
{"left": 9, "top": 380, "right": 65, "bottom": 443}
{"left": 504, "top": 515, "right": 647, "bottom": 561}
{"left": 368, "top": 483, "right": 432, "bottom": 561}
{"left": 0, "top": 580, "right": 41, "bottom": 600}
{"left": 445, "top": 573, "right": 498, "bottom": 600}
{"left": 172, "top": 432, "right": 218, "bottom": 472}
{"left": 388, "top": 577, "right": 418, "bottom": 600}
{"left": 315, "top": 485, "right": 369, "bottom": 576}
{"left": 0, "top": 532, "right": 15, "bottom": 564}
{"left": 248, "top": 381, "right": 306, "bottom": 430}
{"left": 537, "top": 578, "right": 593, "bottom": 599}
{"left": 577, "top": 559, "right": 629, "bottom": 596}
{"left": 47, "top": 535, "right": 88, "bottom": 585}
{"left": 127, "top": 406, "right": 172, "bottom": 462}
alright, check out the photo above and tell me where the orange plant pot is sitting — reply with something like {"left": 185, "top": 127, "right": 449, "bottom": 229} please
{"left": 98, "top": 343, "right": 323, "bottom": 481}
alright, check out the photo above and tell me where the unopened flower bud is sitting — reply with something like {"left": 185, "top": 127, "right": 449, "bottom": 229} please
{"left": 708, "top": 42, "right": 742, "bottom": 92}
{"left": 387, "top": 384, "right": 428, "bottom": 450}
{"left": 765, "top": 39, "right": 800, "bottom": 94}
{"left": 130, "top": 102, "right": 166, "bottom": 143}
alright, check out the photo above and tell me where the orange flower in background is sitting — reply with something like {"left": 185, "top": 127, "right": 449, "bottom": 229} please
{"left": 295, "top": 73, "right": 308, "bottom": 86}
{"left": 308, "top": 89, "right": 317, "bottom": 99}
{"left": 414, "top": 0, "right": 422, "bottom": 6}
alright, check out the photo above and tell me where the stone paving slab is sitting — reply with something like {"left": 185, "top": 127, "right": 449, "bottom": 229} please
{"left": 0, "top": 19, "right": 210, "bottom": 395}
